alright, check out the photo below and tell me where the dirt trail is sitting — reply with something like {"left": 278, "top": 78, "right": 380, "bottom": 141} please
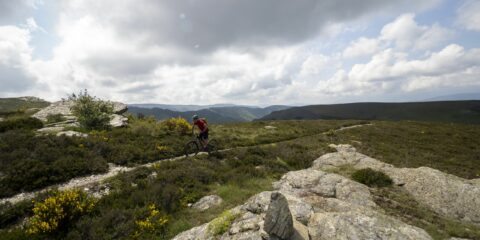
{"left": 0, "top": 123, "right": 371, "bottom": 205}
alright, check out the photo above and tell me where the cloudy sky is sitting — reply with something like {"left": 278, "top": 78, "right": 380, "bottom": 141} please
{"left": 0, "top": 0, "right": 479, "bottom": 105}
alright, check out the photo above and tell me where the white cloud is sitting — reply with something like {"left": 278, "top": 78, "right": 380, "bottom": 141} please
{"left": 320, "top": 44, "right": 480, "bottom": 95}
{"left": 457, "top": 0, "right": 480, "bottom": 31}
{"left": 2, "top": 0, "right": 475, "bottom": 105}
{"left": 0, "top": 25, "right": 38, "bottom": 94}
{"left": 380, "top": 13, "right": 453, "bottom": 50}
{"left": 343, "top": 37, "right": 381, "bottom": 58}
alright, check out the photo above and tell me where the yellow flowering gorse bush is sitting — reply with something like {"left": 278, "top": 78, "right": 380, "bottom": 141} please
{"left": 162, "top": 117, "right": 192, "bottom": 135}
{"left": 133, "top": 204, "right": 169, "bottom": 237}
{"left": 27, "top": 189, "right": 96, "bottom": 234}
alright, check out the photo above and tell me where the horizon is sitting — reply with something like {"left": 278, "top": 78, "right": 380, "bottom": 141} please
{"left": 1, "top": 0, "right": 480, "bottom": 105}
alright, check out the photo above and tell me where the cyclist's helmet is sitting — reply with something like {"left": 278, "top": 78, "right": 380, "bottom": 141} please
{"left": 192, "top": 115, "right": 199, "bottom": 121}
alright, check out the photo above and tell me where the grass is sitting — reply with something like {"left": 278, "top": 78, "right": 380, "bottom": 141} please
{"left": 0, "top": 97, "right": 49, "bottom": 118}
{"left": 333, "top": 121, "right": 480, "bottom": 179}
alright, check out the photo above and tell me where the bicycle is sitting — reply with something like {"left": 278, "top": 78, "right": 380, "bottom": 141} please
{"left": 184, "top": 133, "right": 219, "bottom": 157}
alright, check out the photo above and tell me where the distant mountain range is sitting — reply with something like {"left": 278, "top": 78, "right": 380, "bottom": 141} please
{"left": 424, "top": 93, "right": 480, "bottom": 101}
{"left": 260, "top": 101, "right": 480, "bottom": 124}
{"left": 128, "top": 105, "right": 291, "bottom": 123}
{"left": 128, "top": 103, "right": 245, "bottom": 112}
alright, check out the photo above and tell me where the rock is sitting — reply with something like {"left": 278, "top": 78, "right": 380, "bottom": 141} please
{"left": 242, "top": 191, "right": 273, "bottom": 214}
{"left": 228, "top": 212, "right": 262, "bottom": 235}
{"left": 192, "top": 195, "right": 224, "bottom": 211}
{"left": 387, "top": 167, "right": 480, "bottom": 225}
{"left": 32, "top": 100, "right": 75, "bottom": 121}
{"left": 37, "top": 126, "right": 65, "bottom": 133}
{"left": 56, "top": 131, "right": 88, "bottom": 138}
{"left": 273, "top": 169, "right": 376, "bottom": 210}
{"left": 0, "top": 117, "right": 3, "bottom": 122}
{"left": 109, "top": 114, "right": 128, "bottom": 127}
{"left": 172, "top": 223, "right": 213, "bottom": 240}
{"left": 264, "top": 192, "right": 294, "bottom": 239}
{"left": 313, "top": 144, "right": 480, "bottom": 225}
{"left": 111, "top": 102, "right": 128, "bottom": 114}
{"left": 308, "top": 211, "right": 432, "bottom": 240}
{"left": 264, "top": 126, "right": 277, "bottom": 130}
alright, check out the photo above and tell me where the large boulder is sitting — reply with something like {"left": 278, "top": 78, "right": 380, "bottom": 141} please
{"left": 32, "top": 100, "right": 75, "bottom": 121}
{"left": 313, "top": 144, "right": 480, "bottom": 225}
{"left": 192, "top": 195, "right": 224, "bottom": 211}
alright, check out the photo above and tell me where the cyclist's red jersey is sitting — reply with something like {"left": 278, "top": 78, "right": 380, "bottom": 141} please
{"left": 194, "top": 119, "right": 208, "bottom": 132}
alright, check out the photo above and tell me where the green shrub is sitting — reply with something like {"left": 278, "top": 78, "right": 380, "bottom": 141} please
{"left": 46, "top": 114, "right": 66, "bottom": 124}
{"left": 69, "top": 90, "right": 113, "bottom": 130}
{"left": 0, "top": 117, "right": 43, "bottom": 133}
{"left": 351, "top": 168, "right": 393, "bottom": 187}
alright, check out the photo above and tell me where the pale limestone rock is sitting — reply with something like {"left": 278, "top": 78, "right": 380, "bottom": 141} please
{"left": 37, "top": 126, "right": 65, "bottom": 133}
{"left": 192, "top": 195, "right": 224, "bottom": 211}
{"left": 172, "top": 223, "right": 213, "bottom": 240}
{"left": 109, "top": 114, "right": 128, "bottom": 127}
{"left": 56, "top": 131, "right": 88, "bottom": 138}
{"left": 308, "top": 211, "right": 432, "bottom": 240}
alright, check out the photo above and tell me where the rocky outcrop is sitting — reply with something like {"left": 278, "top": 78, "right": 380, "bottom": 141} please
{"left": 32, "top": 100, "right": 127, "bottom": 121}
{"left": 173, "top": 168, "right": 432, "bottom": 240}
{"left": 192, "top": 195, "right": 224, "bottom": 211}
{"left": 32, "top": 100, "right": 128, "bottom": 132}
{"left": 313, "top": 144, "right": 480, "bottom": 225}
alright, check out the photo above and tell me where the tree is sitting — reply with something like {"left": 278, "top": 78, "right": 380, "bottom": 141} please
{"left": 69, "top": 90, "right": 113, "bottom": 130}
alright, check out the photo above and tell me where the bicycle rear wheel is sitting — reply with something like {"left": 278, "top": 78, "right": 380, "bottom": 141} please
{"left": 184, "top": 141, "right": 199, "bottom": 157}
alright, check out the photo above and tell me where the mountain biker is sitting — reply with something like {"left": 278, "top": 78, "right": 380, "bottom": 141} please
{"left": 192, "top": 115, "right": 209, "bottom": 150}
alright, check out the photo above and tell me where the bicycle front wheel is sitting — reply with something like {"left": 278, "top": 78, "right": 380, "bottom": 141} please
{"left": 184, "top": 141, "right": 199, "bottom": 157}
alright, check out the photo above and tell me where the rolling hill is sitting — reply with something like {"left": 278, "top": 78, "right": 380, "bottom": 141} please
{"left": 260, "top": 101, "right": 480, "bottom": 124}
{"left": 128, "top": 105, "right": 290, "bottom": 123}
{"left": 0, "top": 97, "right": 50, "bottom": 116}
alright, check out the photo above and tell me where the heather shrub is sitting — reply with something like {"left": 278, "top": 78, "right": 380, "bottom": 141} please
{"left": 0, "top": 117, "right": 43, "bottom": 133}
{"left": 351, "top": 168, "right": 393, "bottom": 187}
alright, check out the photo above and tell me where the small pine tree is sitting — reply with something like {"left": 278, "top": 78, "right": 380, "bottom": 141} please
{"left": 69, "top": 90, "right": 113, "bottom": 130}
